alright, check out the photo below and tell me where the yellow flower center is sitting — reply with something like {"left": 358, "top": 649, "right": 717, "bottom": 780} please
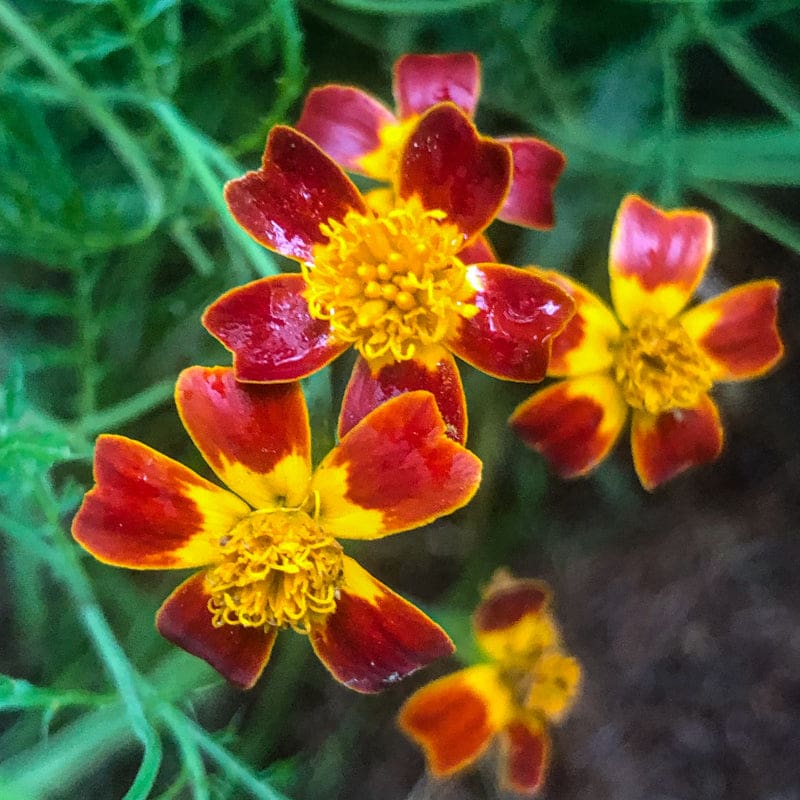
{"left": 304, "top": 196, "right": 477, "bottom": 365}
{"left": 612, "top": 312, "right": 713, "bottom": 415}
{"left": 205, "top": 509, "right": 343, "bottom": 634}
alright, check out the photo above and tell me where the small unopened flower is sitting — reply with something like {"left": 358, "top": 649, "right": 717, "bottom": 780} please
{"left": 72, "top": 367, "right": 482, "bottom": 692}
{"left": 510, "top": 194, "right": 784, "bottom": 490}
{"left": 399, "top": 571, "right": 580, "bottom": 795}
{"left": 297, "top": 52, "right": 565, "bottom": 230}
{"left": 205, "top": 104, "right": 573, "bottom": 444}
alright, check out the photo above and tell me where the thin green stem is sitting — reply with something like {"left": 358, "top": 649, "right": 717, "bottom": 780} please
{"left": 0, "top": 1, "right": 165, "bottom": 248}
{"left": 76, "top": 378, "right": 175, "bottom": 436}
{"left": 659, "top": 16, "right": 683, "bottom": 206}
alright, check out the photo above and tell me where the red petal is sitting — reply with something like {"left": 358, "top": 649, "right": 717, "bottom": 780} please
{"left": 473, "top": 578, "right": 550, "bottom": 635}
{"left": 399, "top": 103, "right": 511, "bottom": 241}
{"left": 394, "top": 53, "right": 480, "bottom": 119}
{"left": 71, "top": 435, "right": 248, "bottom": 569}
{"left": 339, "top": 351, "right": 467, "bottom": 444}
{"left": 224, "top": 126, "right": 366, "bottom": 261}
{"left": 175, "top": 366, "right": 311, "bottom": 508}
{"left": 610, "top": 194, "right": 714, "bottom": 326}
{"left": 309, "top": 556, "right": 453, "bottom": 693}
{"left": 156, "top": 572, "right": 276, "bottom": 689}
{"left": 398, "top": 664, "right": 510, "bottom": 775}
{"left": 313, "top": 392, "right": 481, "bottom": 539}
{"left": 448, "top": 264, "right": 575, "bottom": 381}
{"left": 500, "top": 719, "right": 550, "bottom": 795}
{"left": 680, "top": 280, "right": 783, "bottom": 380}
{"left": 498, "top": 138, "right": 566, "bottom": 229}
{"left": 457, "top": 233, "right": 496, "bottom": 265}
{"left": 510, "top": 376, "right": 628, "bottom": 477}
{"left": 295, "top": 85, "right": 396, "bottom": 173}
{"left": 631, "top": 395, "right": 724, "bottom": 490}
{"left": 203, "top": 275, "right": 348, "bottom": 383}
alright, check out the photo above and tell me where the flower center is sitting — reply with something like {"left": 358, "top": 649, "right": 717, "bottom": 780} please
{"left": 612, "top": 312, "right": 713, "bottom": 415}
{"left": 205, "top": 509, "right": 343, "bottom": 634}
{"left": 304, "top": 196, "right": 477, "bottom": 365}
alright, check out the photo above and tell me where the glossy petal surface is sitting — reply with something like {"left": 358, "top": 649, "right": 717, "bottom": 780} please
{"left": 175, "top": 366, "right": 311, "bottom": 508}
{"left": 339, "top": 351, "right": 467, "bottom": 444}
{"left": 156, "top": 572, "right": 276, "bottom": 689}
{"left": 473, "top": 574, "right": 558, "bottom": 662}
{"left": 309, "top": 556, "right": 453, "bottom": 693}
{"left": 631, "top": 395, "right": 724, "bottom": 490}
{"left": 224, "top": 126, "right": 365, "bottom": 261}
{"left": 203, "top": 275, "right": 348, "bottom": 383}
{"left": 394, "top": 53, "right": 480, "bottom": 119}
{"left": 399, "top": 104, "right": 511, "bottom": 241}
{"left": 313, "top": 392, "right": 481, "bottom": 539}
{"left": 500, "top": 719, "right": 549, "bottom": 795}
{"left": 510, "top": 376, "right": 628, "bottom": 478}
{"left": 498, "top": 138, "right": 565, "bottom": 229}
{"left": 680, "top": 280, "right": 783, "bottom": 380}
{"left": 72, "top": 435, "right": 248, "bottom": 569}
{"left": 449, "top": 264, "right": 574, "bottom": 381}
{"left": 610, "top": 194, "right": 714, "bottom": 327}
{"left": 535, "top": 269, "right": 620, "bottom": 377}
{"left": 296, "top": 85, "right": 395, "bottom": 173}
{"left": 398, "top": 664, "right": 511, "bottom": 775}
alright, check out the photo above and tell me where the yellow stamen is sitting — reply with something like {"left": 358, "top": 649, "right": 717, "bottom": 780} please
{"left": 525, "top": 650, "right": 582, "bottom": 722}
{"left": 205, "top": 509, "right": 343, "bottom": 634}
{"left": 304, "top": 196, "right": 478, "bottom": 366}
{"left": 612, "top": 312, "right": 713, "bottom": 415}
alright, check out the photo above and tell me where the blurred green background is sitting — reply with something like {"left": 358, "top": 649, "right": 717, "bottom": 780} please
{"left": 1, "top": 1, "right": 798, "bottom": 798}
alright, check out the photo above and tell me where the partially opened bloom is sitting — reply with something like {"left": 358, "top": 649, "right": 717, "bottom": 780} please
{"left": 297, "top": 52, "right": 566, "bottom": 229}
{"left": 72, "top": 367, "right": 482, "bottom": 692}
{"left": 510, "top": 194, "right": 784, "bottom": 490}
{"left": 399, "top": 571, "right": 580, "bottom": 795}
{"left": 205, "top": 103, "right": 574, "bottom": 444}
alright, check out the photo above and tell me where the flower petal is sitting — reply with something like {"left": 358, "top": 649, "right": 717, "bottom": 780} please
{"left": 457, "top": 233, "right": 496, "bottom": 265}
{"left": 679, "top": 279, "right": 783, "bottom": 381}
{"left": 472, "top": 571, "right": 558, "bottom": 662}
{"left": 72, "top": 435, "right": 248, "bottom": 569}
{"left": 175, "top": 366, "right": 311, "bottom": 509}
{"left": 499, "top": 718, "right": 550, "bottom": 795}
{"left": 203, "top": 275, "right": 348, "bottom": 383}
{"left": 532, "top": 269, "right": 620, "bottom": 377}
{"left": 295, "top": 85, "right": 396, "bottom": 173}
{"left": 156, "top": 572, "right": 276, "bottom": 689}
{"left": 448, "top": 264, "right": 575, "bottom": 381}
{"left": 312, "top": 391, "right": 481, "bottom": 539}
{"left": 393, "top": 53, "right": 481, "bottom": 119}
{"left": 509, "top": 376, "right": 628, "bottom": 478}
{"left": 399, "top": 103, "right": 511, "bottom": 241}
{"left": 631, "top": 395, "right": 724, "bottom": 490}
{"left": 339, "top": 350, "right": 467, "bottom": 445}
{"left": 398, "top": 664, "right": 512, "bottom": 776}
{"left": 610, "top": 194, "right": 714, "bottom": 327}
{"left": 309, "top": 556, "right": 453, "bottom": 693}
{"left": 498, "top": 137, "right": 566, "bottom": 229}
{"left": 224, "top": 126, "right": 366, "bottom": 262}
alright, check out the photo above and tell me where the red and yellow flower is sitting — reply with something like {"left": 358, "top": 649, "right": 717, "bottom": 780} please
{"left": 399, "top": 571, "right": 580, "bottom": 795}
{"left": 296, "top": 52, "right": 565, "bottom": 230}
{"left": 71, "top": 366, "right": 482, "bottom": 692}
{"left": 204, "top": 103, "right": 573, "bottom": 445}
{"left": 510, "top": 194, "right": 784, "bottom": 490}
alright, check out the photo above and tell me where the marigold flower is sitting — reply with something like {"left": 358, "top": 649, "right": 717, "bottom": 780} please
{"left": 510, "top": 194, "right": 784, "bottom": 490}
{"left": 297, "top": 52, "right": 566, "bottom": 230}
{"left": 71, "top": 367, "right": 482, "bottom": 692}
{"left": 204, "top": 103, "right": 574, "bottom": 444}
{"left": 399, "top": 571, "right": 580, "bottom": 795}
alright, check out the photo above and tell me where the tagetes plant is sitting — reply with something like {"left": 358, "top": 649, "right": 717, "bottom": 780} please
{"left": 510, "top": 194, "right": 784, "bottom": 490}
{"left": 71, "top": 367, "right": 482, "bottom": 692}
{"left": 399, "top": 571, "right": 580, "bottom": 795}
{"left": 297, "top": 52, "right": 565, "bottom": 231}
{"left": 204, "top": 103, "right": 574, "bottom": 445}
